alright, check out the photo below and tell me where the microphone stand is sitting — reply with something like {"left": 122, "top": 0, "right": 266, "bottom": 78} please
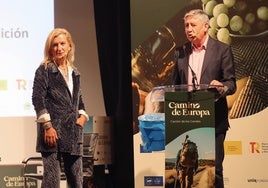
{"left": 189, "top": 65, "right": 198, "bottom": 91}
{"left": 183, "top": 45, "right": 198, "bottom": 91}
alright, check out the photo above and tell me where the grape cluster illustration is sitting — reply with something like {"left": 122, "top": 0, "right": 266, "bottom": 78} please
{"left": 201, "top": 0, "right": 268, "bottom": 44}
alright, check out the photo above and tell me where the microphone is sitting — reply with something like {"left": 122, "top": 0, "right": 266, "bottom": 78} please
{"left": 183, "top": 45, "right": 198, "bottom": 91}
{"left": 190, "top": 29, "right": 199, "bottom": 39}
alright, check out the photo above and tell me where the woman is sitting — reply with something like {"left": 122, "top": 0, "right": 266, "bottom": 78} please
{"left": 32, "top": 28, "right": 89, "bottom": 188}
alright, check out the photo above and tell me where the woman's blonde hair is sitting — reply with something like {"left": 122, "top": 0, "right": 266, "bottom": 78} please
{"left": 41, "top": 28, "right": 75, "bottom": 67}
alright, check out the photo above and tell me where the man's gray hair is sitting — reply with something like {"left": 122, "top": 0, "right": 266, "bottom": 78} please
{"left": 184, "top": 9, "right": 209, "bottom": 23}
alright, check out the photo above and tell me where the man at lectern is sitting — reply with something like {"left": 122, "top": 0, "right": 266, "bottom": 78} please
{"left": 172, "top": 9, "right": 236, "bottom": 188}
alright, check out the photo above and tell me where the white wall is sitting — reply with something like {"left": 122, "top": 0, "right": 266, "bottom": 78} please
{"left": 55, "top": 0, "right": 105, "bottom": 116}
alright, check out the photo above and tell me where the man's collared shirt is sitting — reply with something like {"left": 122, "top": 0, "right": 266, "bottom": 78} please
{"left": 187, "top": 35, "right": 209, "bottom": 86}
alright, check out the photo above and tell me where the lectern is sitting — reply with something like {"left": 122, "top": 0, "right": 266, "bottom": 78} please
{"left": 151, "top": 84, "right": 217, "bottom": 188}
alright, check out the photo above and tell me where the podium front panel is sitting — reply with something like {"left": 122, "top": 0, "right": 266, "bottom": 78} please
{"left": 164, "top": 91, "right": 215, "bottom": 188}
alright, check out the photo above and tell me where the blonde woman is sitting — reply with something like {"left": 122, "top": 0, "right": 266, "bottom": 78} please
{"left": 32, "top": 28, "right": 89, "bottom": 188}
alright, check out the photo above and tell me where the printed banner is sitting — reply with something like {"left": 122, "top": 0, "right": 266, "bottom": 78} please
{"left": 224, "top": 108, "right": 268, "bottom": 188}
{"left": 92, "top": 116, "right": 114, "bottom": 165}
{"left": 165, "top": 91, "right": 215, "bottom": 188}
{"left": 0, "top": 165, "right": 38, "bottom": 188}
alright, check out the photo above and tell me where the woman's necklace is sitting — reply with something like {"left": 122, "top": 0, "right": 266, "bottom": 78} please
{"left": 58, "top": 65, "right": 69, "bottom": 83}
{"left": 57, "top": 63, "right": 73, "bottom": 95}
